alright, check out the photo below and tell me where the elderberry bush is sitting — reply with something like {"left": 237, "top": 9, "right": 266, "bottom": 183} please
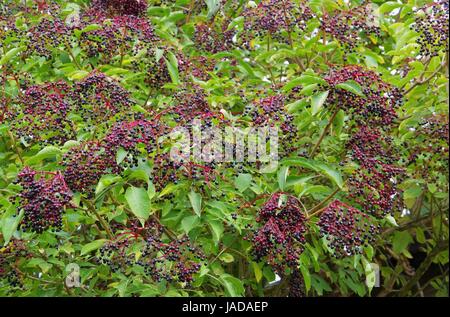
{"left": 0, "top": 0, "right": 448, "bottom": 298}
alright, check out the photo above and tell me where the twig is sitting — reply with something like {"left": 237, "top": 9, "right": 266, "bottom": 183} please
{"left": 309, "top": 106, "right": 340, "bottom": 158}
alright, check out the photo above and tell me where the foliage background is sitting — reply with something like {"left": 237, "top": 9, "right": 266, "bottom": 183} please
{"left": 0, "top": 0, "right": 448, "bottom": 297}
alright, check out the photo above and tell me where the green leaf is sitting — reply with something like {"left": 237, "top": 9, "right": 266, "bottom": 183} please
{"left": 205, "top": 0, "right": 220, "bottom": 19}
{"left": 335, "top": 80, "right": 364, "bottom": 97}
{"left": 251, "top": 262, "right": 263, "bottom": 283}
{"left": 116, "top": 147, "right": 128, "bottom": 165}
{"left": 219, "top": 253, "right": 235, "bottom": 263}
{"left": 378, "top": 1, "right": 403, "bottom": 14}
{"left": 188, "top": 190, "right": 202, "bottom": 216}
{"left": 282, "top": 75, "right": 327, "bottom": 92}
{"left": 282, "top": 158, "right": 344, "bottom": 188}
{"left": 208, "top": 219, "right": 223, "bottom": 244}
{"left": 311, "top": 91, "right": 329, "bottom": 115}
{"left": 277, "top": 166, "right": 289, "bottom": 191}
{"left": 80, "top": 239, "right": 108, "bottom": 256}
{"left": 234, "top": 173, "right": 252, "bottom": 193}
{"left": 165, "top": 52, "right": 179, "bottom": 85}
{"left": 1, "top": 208, "right": 24, "bottom": 246}
{"left": 392, "top": 231, "right": 413, "bottom": 254}
{"left": 181, "top": 215, "right": 200, "bottom": 234}
{"left": 300, "top": 266, "right": 311, "bottom": 293}
{"left": 26, "top": 146, "right": 62, "bottom": 164}
{"left": 0, "top": 46, "right": 25, "bottom": 65}
{"left": 220, "top": 273, "right": 245, "bottom": 297}
{"left": 125, "top": 186, "right": 152, "bottom": 225}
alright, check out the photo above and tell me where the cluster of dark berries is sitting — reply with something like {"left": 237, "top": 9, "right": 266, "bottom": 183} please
{"left": 13, "top": 167, "right": 73, "bottom": 233}
{"left": 244, "top": 95, "right": 298, "bottom": 156}
{"left": 105, "top": 119, "right": 168, "bottom": 167}
{"left": 242, "top": 0, "right": 312, "bottom": 38}
{"left": 413, "top": 0, "right": 449, "bottom": 57}
{"left": 288, "top": 269, "right": 306, "bottom": 297}
{"left": 10, "top": 82, "right": 73, "bottom": 145}
{"left": 69, "top": 71, "right": 132, "bottom": 124}
{"left": 194, "top": 21, "right": 236, "bottom": 54}
{"left": 26, "top": 17, "right": 71, "bottom": 59}
{"left": 135, "top": 47, "right": 171, "bottom": 90}
{"left": 97, "top": 231, "right": 205, "bottom": 285}
{"left": 251, "top": 193, "right": 307, "bottom": 271}
{"left": 170, "top": 85, "right": 212, "bottom": 123}
{"left": 324, "top": 65, "right": 403, "bottom": 127}
{"left": 0, "top": 240, "right": 28, "bottom": 290}
{"left": 62, "top": 141, "right": 120, "bottom": 196}
{"left": 346, "top": 126, "right": 404, "bottom": 218}
{"left": 89, "top": 0, "right": 148, "bottom": 17}
{"left": 178, "top": 54, "right": 215, "bottom": 82}
{"left": 324, "top": 65, "right": 405, "bottom": 219}
{"left": 405, "top": 114, "right": 449, "bottom": 185}
{"left": 318, "top": 200, "right": 380, "bottom": 257}
{"left": 321, "top": 2, "right": 380, "bottom": 50}
{"left": 78, "top": 15, "right": 157, "bottom": 63}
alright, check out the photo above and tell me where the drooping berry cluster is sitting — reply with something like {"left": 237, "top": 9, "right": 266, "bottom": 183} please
{"left": 26, "top": 16, "right": 71, "bottom": 59}
{"left": 0, "top": 240, "right": 28, "bottom": 290}
{"left": 14, "top": 167, "right": 73, "bottom": 233}
{"left": 318, "top": 200, "right": 379, "bottom": 257}
{"left": 194, "top": 21, "right": 236, "bottom": 54}
{"left": 320, "top": 3, "right": 380, "bottom": 50}
{"left": 78, "top": 15, "right": 157, "bottom": 63}
{"left": 105, "top": 118, "right": 168, "bottom": 167}
{"left": 251, "top": 193, "right": 307, "bottom": 271}
{"left": 62, "top": 141, "right": 120, "bottom": 196}
{"left": 413, "top": 0, "right": 449, "bottom": 57}
{"left": 89, "top": 0, "right": 148, "bottom": 17}
{"left": 10, "top": 82, "right": 73, "bottom": 145}
{"left": 242, "top": 0, "right": 313, "bottom": 38}
{"left": 98, "top": 227, "right": 205, "bottom": 284}
{"left": 288, "top": 269, "right": 306, "bottom": 297}
{"left": 69, "top": 71, "right": 132, "bottom": 124}
{"left": 406, "top": 114, "right": 449, "bottom": 185}
{"left": 324, "top": 65, "right": 403, "bottom": 127}
{"left": 244, "top": 95, "right": 298, "bottom": 156}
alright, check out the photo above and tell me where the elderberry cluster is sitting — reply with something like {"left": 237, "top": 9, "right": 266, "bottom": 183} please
{"left": 78, "top": 15, "right": 157, "bottom": 63}
{"left": 89, "top": 0, "right": 148, "bottom": 17}
{"left": 324, "top": 65, "right": 403, "bottom": 127}
{"left": 13, "top": 167, "right": 73, "bottom": 233}
{"left": 413, "top": 0, "right": 449, "bottom": 58}
{"left": 346, "top": 127, "right": 404, "bottom": 218}
{"left": 0, "top": 240, "right": 28, "bottom": 290}
{"left": 97, "top": 230, "right": 205, "bottom": 285}
{"left": 244, "top": 95, "right": 298, "bottom": 156}
{"left": 242, "top": 0, "right": 313, "bottom": 39}
{"left": 318, "top": 200, "right": 380, "bottom": 257}
{"left": 320, "top": 2, "right": 380, "bottom": 50}
{"left": 69, "top": 71, "right": 132, "bottom": 124}
{"left": 62, "top": 141, "right": 120, "bottom": 196}
{"left": 405, "top": 114, "right": 449, "bottom": 186}
{"left": 194, "top": 21, "right": 236, "bottom": 54}
{"left": 10, "top": 82, "right": 73, "bottom": 145}
{"left": 251, "top": 193, "right": 307, "bottom": 271}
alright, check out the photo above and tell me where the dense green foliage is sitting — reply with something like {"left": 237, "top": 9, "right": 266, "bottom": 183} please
{"left": 0, "top": 0, "right": 448, "bottom": 297}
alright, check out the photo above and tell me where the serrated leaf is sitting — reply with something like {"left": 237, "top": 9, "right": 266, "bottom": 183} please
{"left": 188, "top": 190, "right": 202, "bottom": 216}
{"left": 125, "top": 186, "right": 152, "bottom": 225}
{"left": 335, "top": 80, "right": 364, "bottom": 97}
{"left": 81, "top": 239, "right": 107, "bottom": 255}
{"left": 311, "top": 91, "right": 329, "bottom": 115}
{"left": 181, "top": 215, "right": 200, "bottom": 234}
{"left": 220, "top": 273, "right": 245, "bottom": 297}
{"left": 234, "top": 173, "right": 252, "bottom": 192}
